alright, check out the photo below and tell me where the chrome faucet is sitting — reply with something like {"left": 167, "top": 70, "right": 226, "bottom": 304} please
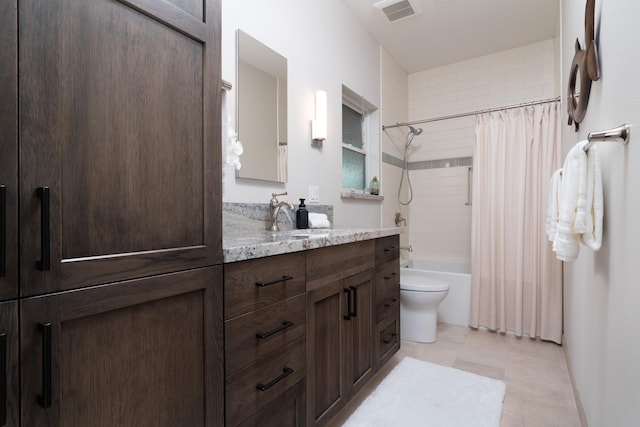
{"left": 269, "top": 192, "right": 294, "bottom": 231}
{"left": 395, "top": 212, "right": 407, "bottom": 227}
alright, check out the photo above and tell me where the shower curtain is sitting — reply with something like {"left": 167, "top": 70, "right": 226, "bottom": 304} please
{"left": 470, "top": 101, "right": 563, "bottom": 343}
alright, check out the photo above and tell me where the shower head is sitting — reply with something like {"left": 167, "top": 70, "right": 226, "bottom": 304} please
{"left": 405, "top": 125, "right": 423, "bottom": 148}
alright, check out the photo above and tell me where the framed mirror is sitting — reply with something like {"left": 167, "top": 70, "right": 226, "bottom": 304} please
{"left": 236, "top": 30, "right": 288, "bottom": 182}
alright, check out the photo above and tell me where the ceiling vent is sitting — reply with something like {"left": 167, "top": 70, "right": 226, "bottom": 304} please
{"left": 374, "top": 0, "right": 422, "bottom": 23}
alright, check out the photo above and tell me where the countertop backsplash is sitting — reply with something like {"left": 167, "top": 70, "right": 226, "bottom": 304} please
{"left": 223, "top": 201, "right": 334, "bottom": 233}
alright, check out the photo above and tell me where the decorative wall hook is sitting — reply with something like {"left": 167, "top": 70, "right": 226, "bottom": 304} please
{"left": 567, "top": 0, "right": 600, "bottom": 131}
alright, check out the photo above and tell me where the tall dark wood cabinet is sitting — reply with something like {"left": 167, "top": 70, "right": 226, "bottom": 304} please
{"left": 2, "top": 0, "right": 224, "bottom": 425}
{"left": 19, "top": 0, "right": 222, "bottom": 296}
{"left": 0, "top": 0, "right": 18, "bottom": 302}
{"left": 0, "top": 301, "right": 19, "bottom": 427}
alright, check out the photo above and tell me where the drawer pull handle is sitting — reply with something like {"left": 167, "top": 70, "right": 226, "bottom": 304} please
{"left": 384, "top": 298, "right": 399, "bottom": 308}
{"left": 37, "top": 322, "right": 52, "bottom": 408}
{"left": 1, "top": 333, "right": 6, "bottom": 425}
{"left": 37, "top": 187, "right": 50, "bottom": 271}
{"left": 255, "top": 275, "right": 293, "bottom": 287}
{"left": 383, "top": 246, "right": 398, "bottom": 253}
{"left": 256, "top": 321, "right": 294, "bottom": 339}
{"left": 256, "top": 367, "right": 294, "bottom": 391}
{"left": 383, "top": 333, "right": 397, "bottom": 345}
{"left": 384, "top": 272, "right": 398, "bottom": 280}
{"left": 0, "top": 186, "right": 5, "bottom": 277}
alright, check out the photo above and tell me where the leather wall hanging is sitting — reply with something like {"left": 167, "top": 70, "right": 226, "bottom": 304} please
{"left": 567, "top": 0, "right": 600, "bottom": 131}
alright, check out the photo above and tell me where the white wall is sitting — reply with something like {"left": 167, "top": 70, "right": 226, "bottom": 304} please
{"left": 562, "top": 1, "right": 640, "bottom": 425}
{"left": 405, "top": 40, "right": 559, "bottom": 264}
{"left": 222, "top": 0, "right": 382, "bottom": 227}
{"left": 380, "top": 48, "right": 409, "bottom": 245}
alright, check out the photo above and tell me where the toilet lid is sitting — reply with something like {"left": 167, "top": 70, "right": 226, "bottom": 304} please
{"left": 400, "top": 275, "right": 449, "bottom": 292}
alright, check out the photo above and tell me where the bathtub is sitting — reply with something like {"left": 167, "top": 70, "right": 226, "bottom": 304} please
{"left": 400, "top": 260, "right": 471, "bottom": 327}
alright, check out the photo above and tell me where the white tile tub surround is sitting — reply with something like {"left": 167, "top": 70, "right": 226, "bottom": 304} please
{"left": 401, "top": 38, "right": 559, "bottom": 264}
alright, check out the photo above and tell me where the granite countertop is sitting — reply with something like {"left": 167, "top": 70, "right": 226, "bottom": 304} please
{"left": 223, "top": 227, "right": 401, "bottom": 263}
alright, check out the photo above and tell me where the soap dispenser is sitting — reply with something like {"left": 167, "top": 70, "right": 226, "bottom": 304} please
{"left": 296, "top": 198, "right": 309, "bottom": 229}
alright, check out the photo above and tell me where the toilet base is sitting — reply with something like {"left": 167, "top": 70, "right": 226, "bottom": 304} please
{"left": 400, "top": 307, "right": 438, "bottom": 343}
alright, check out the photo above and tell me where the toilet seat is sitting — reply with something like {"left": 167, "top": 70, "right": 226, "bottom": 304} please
{"left": 400, "top": 277, "right": 449, "bottom": 292}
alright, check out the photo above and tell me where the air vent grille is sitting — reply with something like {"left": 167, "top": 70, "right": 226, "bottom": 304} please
{"left": 382, "top": 0, "right": 415, "bottom": 22}
{"left": 374, "top": 0, "right": 422, "bottom": 23}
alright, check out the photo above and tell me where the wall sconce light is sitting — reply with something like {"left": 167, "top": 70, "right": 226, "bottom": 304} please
{"left": 312, "top": 90, "right": 327, "bottom": 145}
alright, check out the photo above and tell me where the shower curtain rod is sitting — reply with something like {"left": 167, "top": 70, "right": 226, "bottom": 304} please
{"left": 381, "top": 96, "right": 561, "bottom": 131}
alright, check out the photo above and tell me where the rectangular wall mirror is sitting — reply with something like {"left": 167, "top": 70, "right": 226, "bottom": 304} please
{"left": 236, "top": 30, "right": 288, "bottom": 183}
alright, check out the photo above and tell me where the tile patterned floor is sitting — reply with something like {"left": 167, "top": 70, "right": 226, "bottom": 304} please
{"left": 329, "top": 323, "right": 582, "bottom": 427}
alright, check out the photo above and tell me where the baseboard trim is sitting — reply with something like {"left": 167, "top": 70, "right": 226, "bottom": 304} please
{"left": 562, "top": 334, "right": 589, "bottom": 427}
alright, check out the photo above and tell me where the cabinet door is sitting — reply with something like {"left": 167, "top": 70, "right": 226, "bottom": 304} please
{"left": 19, "top": 0, "right": 222, "bottom": 296}
{"left": 20, "top": 266, "right": 223, "bottom": 427}
{"left": 344, "top": 269, "right": 374, "bottom": 397}
{"left": 0, "top": 0, "right": 18, "bottom": 301}
{"left": 0, "top": 300, "right": 19, "bottom": 427}
{"left": 306, "top": 278, "right": 348, "bottom": 426}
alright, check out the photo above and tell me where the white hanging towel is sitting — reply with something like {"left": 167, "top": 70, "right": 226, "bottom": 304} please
{"left": 546, "top": 168, "right": 563, "bottom": 242}
{"left": 580, "top": 143, "right": 603, "bottom": 250}
{"left": 553, "top": 142, "right": 588, "bottom": 261}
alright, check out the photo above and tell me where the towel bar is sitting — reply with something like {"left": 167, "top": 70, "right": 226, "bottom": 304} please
{"left": 584, "top": 123, "right": 630, "bottom": 150}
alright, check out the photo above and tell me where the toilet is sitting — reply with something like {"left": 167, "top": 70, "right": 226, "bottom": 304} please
{"left": 400, "top": 272, "right": 450, "bottom": 343}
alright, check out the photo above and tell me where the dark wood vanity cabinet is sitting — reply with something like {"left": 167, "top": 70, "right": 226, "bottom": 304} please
{"left": 224, "top": 253, "right": 307, "bottom": 426}
{"left": 2, "top": 0, "right": 224, "bottom": 425}
{"left": 306, "top": 241, "right": 376, "bottom": 427}
{"left": 375, "top": 236, "right": 401, "bottom": 368}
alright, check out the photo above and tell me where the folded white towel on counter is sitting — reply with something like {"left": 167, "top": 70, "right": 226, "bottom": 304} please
{"left": 308, "top": 213, "right": 331, "bottom": 229}
{"left": 554, "top": 141, "right": 588, "bottom": 261}
{"left": 546, "top": 168, "right": 563, "bottom": 242}
{"left": 580, "top": 143, "right": 603, "bottom": 251}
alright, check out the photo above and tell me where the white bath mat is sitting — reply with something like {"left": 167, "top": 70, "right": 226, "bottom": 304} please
{"left": 342, "top": 357, "right": 506, "bottom": 427}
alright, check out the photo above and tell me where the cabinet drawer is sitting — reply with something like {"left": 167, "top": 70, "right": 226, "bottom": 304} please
{"left": 237, "top": 380, "right": 306, "bottom": 427}
{"left": 225, "top": 252, "right": 306, "bottom": 319}
{"left": 226, "top": 337, "right": 306, "bottom": 426}
{"left": 376, "top": 311, "right": 400, "bottom": 368}
{"left": 375, "top": 235, "right": 400, "bottom": 264}
{"left": 306, "top": 240, "right": 374, "bottom": 291}
{"left": 225, "top": 293, "right": 306, "bottom": 376}
{"left": 375, "top": 288, "right": 400, "bottom": 324}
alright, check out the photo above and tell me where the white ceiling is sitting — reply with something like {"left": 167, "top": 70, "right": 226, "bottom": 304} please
{"left": 341, "top": 0, "right": 560, "bottom": 74}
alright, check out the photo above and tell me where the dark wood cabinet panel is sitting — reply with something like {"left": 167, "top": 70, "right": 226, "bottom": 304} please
{"left": 20, "top": 266, "right": 224, "bottom": 427}
{"left": 0, "top": 0, "right": 18, "bottom": 302}
{"left": 18, "top": 0, "right": 222, "bottom": 296}
{"left": 226, "top": 337, "right": 306, "bottom": 426}
{"left": 225, "top": 293, "right": 306, "bottom": 376}
{"left": 224, "top": 252, "right": 306, "bottom": 320}
{"left": 306, "top": 278, "right": 347, "bottom": 426}
{"left": 0, "top": 300, "right": 19, "bottom": 427}
{"left": 238, "top": 380, "right": 306, "bottom": 427}
{"left": 376, "top": 309, "right": 400, "bottom": 369}
{"left": 344, "top": 270, "right": 374, "bottom": 397}
{"left": 306, "top": 240, "right": 376, "bottom": 427}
